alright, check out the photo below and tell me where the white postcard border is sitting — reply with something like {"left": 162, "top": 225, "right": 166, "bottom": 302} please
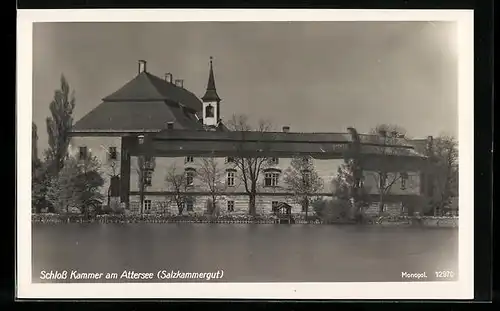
{"left": 16, "top": 9, "right": 474, "bottom": 300}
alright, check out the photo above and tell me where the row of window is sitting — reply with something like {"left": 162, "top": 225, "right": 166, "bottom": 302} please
{"left": 140, "top": 168, "right": 283, "bottom": 188}
{"left": 142, "top": 199, "right": 283, "bottom": 213}
{"left": 78, "top": 146, "right": 118, "bottom": 160}
{"left": 185, "top": 156, "right": 280, "bottom": 165}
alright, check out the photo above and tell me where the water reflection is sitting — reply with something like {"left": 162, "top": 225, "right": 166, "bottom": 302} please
{"left": 32, "top": 223, "right": 458, "bottom": 283}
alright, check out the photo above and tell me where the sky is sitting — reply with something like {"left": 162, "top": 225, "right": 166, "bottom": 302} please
{"left": 32, "top": 21, "right": 458, "bottom": 151}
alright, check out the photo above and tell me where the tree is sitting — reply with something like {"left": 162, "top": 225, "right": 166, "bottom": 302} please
{"left": 365, "top": 124, "right": 407, "bottom": 216}
{"left": 45, "top": 74, "right": 76, "bottom": 176}
{"left": 428, "top": 135, "right": 458, "bottom": 216}
{"left": 32, "top": 122, "right": 39, "bottom": 166}
{"left": 283, "top": 156, "right": 324, "bottom": 219}
{"left": 136, "top": 156, "right": 155, "bottom": 214}
{"left": 196, "top": 157, "right": 227, "bottom": 216}
{"left": 46, "top": 155, "right": 104, "bottom": 214}
{"left": 32, "top": 161, "right": 54, "bottom": 213}
{"left": 227, "top": 114, "right": 273, "bottom": 216}
{"left": 164, "top": 164, "right": 191, "bottom": 215}
{"left": 333, "top": 159, "right": 372, "bottom": 219}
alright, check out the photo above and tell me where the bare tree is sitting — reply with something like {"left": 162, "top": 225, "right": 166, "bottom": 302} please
{"left": 196, "top": 157, "right": 227, "bottom": 216}
{"left": 164, "top": 164, "right": 191, "bottom": 215}
{"left": 227, "top": 114, "right": 273, "bottom": 216}
{"left": 428, "top": 135, "right": 458, "bottom": 216}
{"left": 365, "top": 124, "right": 407, "bottom": 216}
{"left": 136, "top": 156, "right": 155, "bottom": 214}
{"left": 283, "top": 156, "right": 324, "bottom": 219}
{"left": 45, "top": 74, "right": 76, "bottom": 176}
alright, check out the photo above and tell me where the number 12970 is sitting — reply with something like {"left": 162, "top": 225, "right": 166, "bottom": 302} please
{"left": 435, "top": 270, "right": 455, "bottom": 278}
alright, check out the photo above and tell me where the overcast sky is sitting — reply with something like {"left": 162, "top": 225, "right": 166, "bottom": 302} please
{"left": 32, "top": 21, "right": 457, "bottom": 150}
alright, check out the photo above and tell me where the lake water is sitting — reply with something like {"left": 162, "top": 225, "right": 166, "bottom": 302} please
{"left": 32, "top": 223, "right": 459, "bottom": 283}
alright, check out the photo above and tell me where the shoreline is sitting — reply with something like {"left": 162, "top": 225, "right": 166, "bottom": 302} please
{"left": 31, "top": 213, "right": 459, "bottom": 228}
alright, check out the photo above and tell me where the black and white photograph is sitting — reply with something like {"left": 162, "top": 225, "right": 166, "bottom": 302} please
{"left": 17, "top": 9, "right": 474, "bottom": 299}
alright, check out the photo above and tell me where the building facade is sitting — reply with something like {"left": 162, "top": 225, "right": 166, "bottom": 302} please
{"left": 69, "top": 58, "right": 428, "bottom": 216}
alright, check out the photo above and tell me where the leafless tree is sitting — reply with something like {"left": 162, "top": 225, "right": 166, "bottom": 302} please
{"left": 196, "top": 157, "right": 227, "bottom": 216}
{"left": 227, "top": 114, "right": 274, "bottom": 216}
{"left": 164, "top": 163, "right": 191, "bottom": 215}
{"left": 365, "top": 124, "right": 407, "bottom": 216}
{"left": 283, "top": 156, "right": 324, "bottom": 219}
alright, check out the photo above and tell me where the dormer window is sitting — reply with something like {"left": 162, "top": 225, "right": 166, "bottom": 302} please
{"left": 226, "top": 157, "right": 234, "bottom": 163}
{"left": 205, "top": 104, "right": 214, "bottom": 118}
{"left": 185, "top": 156, "right": 194, "bottom": 164}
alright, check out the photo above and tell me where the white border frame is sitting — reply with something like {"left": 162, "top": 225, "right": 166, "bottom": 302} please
{"left": 16, "top": 9, "right": 474, "bottom": 300}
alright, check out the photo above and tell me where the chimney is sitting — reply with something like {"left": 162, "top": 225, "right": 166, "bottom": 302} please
{"left": 175, "top": 79, "right": 184, "bottom": 88}
{"left": 167, "top": 122, "right": 174, "bottom": 130}
{"left": 165, "top": 73, "right": 173, "bottom": 83}
{"left": 138, "top": 60, "right": 147, "bottom": 74}
{"left": 282, "top": 126, "right": 290, "bottom": 133}
{"left": 426, "top": 135, "right": 434, "bottom": 155}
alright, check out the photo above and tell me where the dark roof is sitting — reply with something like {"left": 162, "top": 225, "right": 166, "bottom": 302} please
{"left": 153, "top": 130, "right": 352, "bottom": 143}
{"left": 201, "top": 58, "right": 221, "bottom": 102}
{"left": 103, "top": 72, "right": 203, "bottom": 112}
{"left": 72, "top": 101, "right": 204, "bottom": 132}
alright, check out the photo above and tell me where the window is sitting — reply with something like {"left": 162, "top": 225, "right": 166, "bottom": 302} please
{"left": 302, "top": 170, "right": 311, "bottom": 187}
{"left": 271, "top": 201, "right": 280, "bottom": 213}
{"left": 185, "top": 198, "right": 194, "bottom": 212}
{"left": 205, "top": 104, "right": 214, "bottom": 118}
{"left": 264, "top": 172, "right": 280, "bottom": 187}
{"left": 379, "top": 173, "right": 387, "bottom": 189}
{"left": 143, "top": 170, "right": 153, "bottom": 186}
{"left": 269, "top": 157, "right": 279, "bottom": 165}
{"left": 226, "top": 170, "right": 235, "bottom": 187}
{"left": 226, "top": 157, "right": 234, "bottom": 163}
{"left": 185, "top": 169, "right": 195, "bottom": 186}
{"left": 108, "top": 147, "right": 118, "bottom": 160}
{"left": 302, "top": 157, "right": 310, "bottom": 165}
{"left": 143, "top": 156, "right": 155, "bottom": 170}
{"left": 185, "top": 156, "right": 194, "bottom": 163}
{"left": 227, "top": 200, "right": 235, "bottom": 212}
{"left": 79, "top": 146, "right": 88, "bottom": 160}
{"left": 400, "top": 172, "right": 408, "bottom": 190}
{"left": 144, "top": 200, "right": 152, "bottom": 212}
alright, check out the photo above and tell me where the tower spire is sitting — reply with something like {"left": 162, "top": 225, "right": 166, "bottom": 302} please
{"left": 202, "top": 56, "right": 221, "bottom": 102}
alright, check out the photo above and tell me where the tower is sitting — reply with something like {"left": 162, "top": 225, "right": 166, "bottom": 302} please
{"left": 201, "top": 56, "right": 221, "bottom": 127}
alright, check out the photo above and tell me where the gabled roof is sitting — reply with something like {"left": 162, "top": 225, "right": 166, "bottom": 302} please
{"left": 72, "top": 101, "right": 204, "bottom": 132}
{"left": 103, "top": 71, "right": 203, "bottom": 112}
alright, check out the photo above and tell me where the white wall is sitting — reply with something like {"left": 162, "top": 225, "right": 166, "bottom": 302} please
{"left": 68, "top": 136, "right": 122, "bottom": 197}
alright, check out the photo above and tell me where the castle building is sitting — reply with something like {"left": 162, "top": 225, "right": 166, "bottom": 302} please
{"left": 69, "top": 58, "right": 429, "bottom": 216}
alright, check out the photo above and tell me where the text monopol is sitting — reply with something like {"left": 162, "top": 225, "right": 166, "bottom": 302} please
{"left": 39, "top": 269, "right": 224, "bottom": 281}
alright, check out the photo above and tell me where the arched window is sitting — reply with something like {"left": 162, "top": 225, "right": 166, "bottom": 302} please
{"left": 205, "top": 104, "right": 214, "bottom": 118}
